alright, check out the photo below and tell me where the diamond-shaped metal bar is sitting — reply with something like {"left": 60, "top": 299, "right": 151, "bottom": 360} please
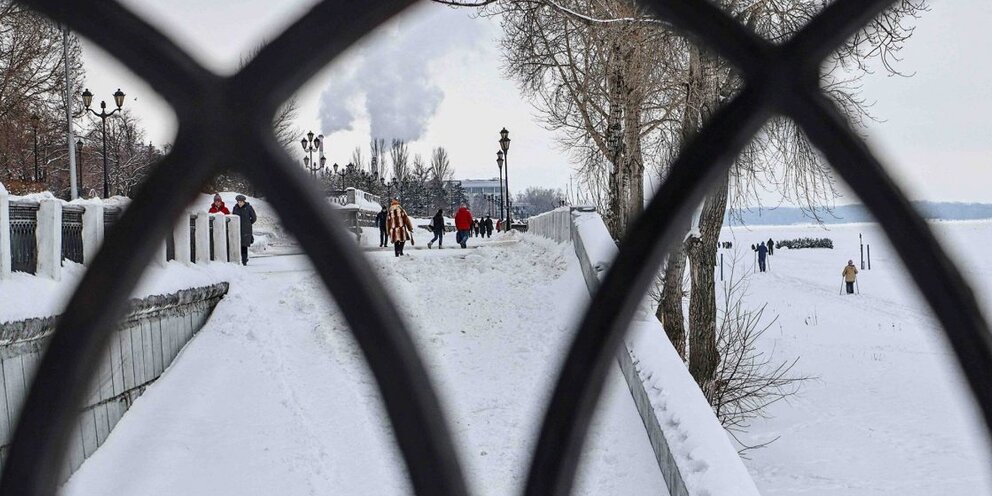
{"left": 525, "top": 87, "right": 773, "bottom": 496}
{"left": 1, "top": 1, "right": 469, "bottom": 495}
{"left": 526, "top": 0, "right": 992, "bottom": 494}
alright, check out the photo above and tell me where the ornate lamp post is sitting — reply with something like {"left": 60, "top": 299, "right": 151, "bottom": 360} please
{"left": 75, "top": 139, "right": 84, "bottom": 193}
{"left": 300, "top": 131, "right": 325, "bottom": 176}
{"left": 498, "top": 127, "right": 511, "bottom": 229}
{"left": 81, "top": 88, "right": 125, "bottom": 198}
{"left": 30, "top": 114, "right": 40, "bottom": 182}
{"left": 496, "top": 151, "right": 505, "bottom": 223}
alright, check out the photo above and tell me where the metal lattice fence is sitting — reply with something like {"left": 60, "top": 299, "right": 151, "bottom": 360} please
{"left": 9, "top": 201, "right": 39, "bottom": 275}
{"left": 3, "top": 1, "right": 991, "bottom": 496}
{"left": 61, "top": 205, "right": 85, "bottom": 264}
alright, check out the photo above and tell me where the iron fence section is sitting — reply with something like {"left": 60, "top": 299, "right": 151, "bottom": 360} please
{"left": 61, "top": 206, "right": 85, "bottom": 264}
{"left": 189, "top": 217, "right": 197, "bottom": 263}
{"left": 4, "top": 1, "right": 992, "bottom": 496}
{"left": 9, "top": 201, "right": 39, "bottom": 275}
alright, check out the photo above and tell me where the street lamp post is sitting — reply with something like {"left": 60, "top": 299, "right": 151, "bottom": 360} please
{"left": 496, "top": 151, "right": 505, "bottom": 224}
{"left": 499, "top": 127, "right": 511, "bottom": 230}
{"left": 30, "top": 114, "right": 40, "bottom": 182}
{"left": 81, "top": 88, "right": 125, "bottom": 198}
{"left": 75, "top": 139, "right": 83, "bottom": 193}
{"left": 300, "top": 131, "right": 325, "bottom": 176}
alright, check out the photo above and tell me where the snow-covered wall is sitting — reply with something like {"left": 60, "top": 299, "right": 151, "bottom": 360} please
{"left": 526, "top": 207, "right": 761, "bottom": 496}
{"left": 0, "top": 283, "right": 229, "bottom": 482}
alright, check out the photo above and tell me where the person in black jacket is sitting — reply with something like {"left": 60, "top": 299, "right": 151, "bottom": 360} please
{"left": 428, "top": 209, "right": 445, "bottom": 249}
{"left": 767, "top": 238, "right": 775, "bottom": 256}
{"left": 232, "top": 194, "right": 257, "bottom": 265}
{"left": 375, "top": 205, "right": 388, "bottom": 247}
{"left": 484, "top": 216, "right": 493, "bottom": 238}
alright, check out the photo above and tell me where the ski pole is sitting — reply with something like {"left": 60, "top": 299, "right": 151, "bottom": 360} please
{"left": 839, "top": 279, "right": 844, "bottom": 295}
{"left": 856, "top": 279, "right": 860, "bottom": 295}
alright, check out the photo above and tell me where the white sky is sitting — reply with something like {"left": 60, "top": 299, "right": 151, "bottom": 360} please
{"left": 78, "top": 0, "right": 992, "bottom": 203}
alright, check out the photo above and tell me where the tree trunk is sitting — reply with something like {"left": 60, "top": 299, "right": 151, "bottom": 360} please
{"left": 658, "top": 247, "right": 688, "bottom": 358}
{"left": 686, "top": 173, "right": 729, "bottom": 397}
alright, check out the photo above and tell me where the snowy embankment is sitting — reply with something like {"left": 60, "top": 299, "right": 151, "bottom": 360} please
{"left": 61, "top": 235, "right": 665, "bottom": 495}
{"left": 556, "top": 208, "right": 760, "bottom": 496}
{"left": 721, "top": 221, "right": 992, "bottom": 495}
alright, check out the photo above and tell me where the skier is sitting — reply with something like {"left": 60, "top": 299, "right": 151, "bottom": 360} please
{"left": 842, "top": 259, "right": 859, "bottom": 294}
{"left": 484, "top": 216, "right": 494, "bottom": 238}
{"left": 208, "top": 193, "right": 230, "bottom": 215}
{"left": 756, "top": 242, "right": 768, "bottom": 272}
{"left": 428, "top": 209, "right": 445, "bottom": 249}
{"left": 454, "top": 203, "right": 472, "bottom": 248}
{"left": 375, "top": 205, "right": 389, "bottom": 248}
{"left": 387, "top": 199, "right": 414, "bottom": 257}
{"left": 231, "top": 194, "right": 257, "bottom": 265}
{"left": 767, "top": 238, "right": 775, "bottom": 256}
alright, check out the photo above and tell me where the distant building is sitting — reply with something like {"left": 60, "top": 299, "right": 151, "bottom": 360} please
{"left": 459, "top": 178, "right": 502, "bottom": 197}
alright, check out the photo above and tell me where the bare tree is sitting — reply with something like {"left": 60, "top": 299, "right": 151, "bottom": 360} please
{"left": 429, "top": 146, "right": 452, "bottom": 183}
{"left": 370, "top": 137, "right": 386, "bottom": 177}
{"left": 350, "top": 146, "right": 365, "bottom": 170}
{"left": 390, "top": 138, "right": 409, "bottom": 183}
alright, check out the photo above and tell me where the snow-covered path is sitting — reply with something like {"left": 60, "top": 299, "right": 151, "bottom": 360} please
{"left": 61, "top": 235, "right": 665, "bottom": 495}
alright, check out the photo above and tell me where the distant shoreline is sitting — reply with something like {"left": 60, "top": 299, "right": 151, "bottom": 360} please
{"left": 726, "top": 201, "right": 992, "bottom": 226}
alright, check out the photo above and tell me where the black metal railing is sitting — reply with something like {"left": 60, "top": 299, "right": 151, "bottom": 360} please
{"left": 9, "top": 201, "right": 38, "bottom": 275}
{"left": 4, "top": 1, "right": 991, "bottom": 496}
{"left": 189, "top": 217, "right": 197, "bottom": 263}
{"left": 61, "top": 205, "right": 85, "bottom": 264}
{"left": 103, "top": 207, "right": 121, "bottom": 233}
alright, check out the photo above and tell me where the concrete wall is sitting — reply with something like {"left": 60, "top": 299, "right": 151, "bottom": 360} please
{"left": 526, "top": 207, "right": 760, "bottom": 496}
{"left": 0, "top": 283, "right": 229, "bottom": 481}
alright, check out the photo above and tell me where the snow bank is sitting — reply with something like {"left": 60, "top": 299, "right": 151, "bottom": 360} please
{"left": 0, "top": 260, "right": 238, "bottom": 326}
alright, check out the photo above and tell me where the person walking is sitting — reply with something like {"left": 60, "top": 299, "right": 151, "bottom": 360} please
{"left": 208, "top": 193, "right": 230, "bottom": 215}
{"left": 375, "top": 205, "right": 389, "bottom": 248}
{"left": 428, "top": 209, "right": 445, "bottom": 249}
{"left": 454, "top": 203, "right": 472, "bottom": 248}
{"left": 231, "top": 194, "right": 257, "bottom": 266}
{"left": 472, "top": 218, "right": 480, "bottom": 237}
{"left": 756, "top": 242, "right": 768, "bottom": 272}
{"left": 387, "top": 199, "right": 414, "bottom": 257}
{"left": 496, "top": 218, "right": 502, "bottom": 233}
{"left": 842, "top": 259, "right": 859, "bottom": 294}
{"left": 767, "top": 238, "right": 775, "bottom": 256}
{"left": 484, "top": 216, "right": 493, "bottom": 238}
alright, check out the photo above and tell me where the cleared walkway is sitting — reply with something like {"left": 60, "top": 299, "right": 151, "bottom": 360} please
{"left": 61, "top": 235, "right": 666, "bottom": 495}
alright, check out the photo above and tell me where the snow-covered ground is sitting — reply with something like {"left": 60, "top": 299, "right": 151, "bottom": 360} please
{"left": 60, "top": 235, "right": 666, "bottom": 495}
{"left": 719, "top": 221, "right": 992, "bottom": 495}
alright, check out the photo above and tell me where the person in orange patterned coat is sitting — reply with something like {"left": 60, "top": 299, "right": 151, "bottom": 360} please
{"left": 386, "top": 199, "right": 414, "bottom": 257}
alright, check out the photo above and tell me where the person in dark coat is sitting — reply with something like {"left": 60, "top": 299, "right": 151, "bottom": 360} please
{"left": 484, "top": 216, "right": 493, "bottom": 238}
{"left": 767, "top": 238, "right": 775, "bottom": 256}
{"left": 428, "top": 209, "right": 445, "bottom": 249}
{"left": 472, "top": 218, "right": 480, "bottom": 237}
{"left": 375, "top": 205, "right": 389, "bottom": 248}
{"left": 231, "top": 194, "right": 257, "bottom": 265}
{"left": 755, "top": 242, "right": 768, "bottom": 272}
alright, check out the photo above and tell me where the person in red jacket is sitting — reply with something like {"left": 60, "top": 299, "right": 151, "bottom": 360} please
{"left": 208, "top": 193, "right": 230, "bottom": 214}
{"left": 454, "top": 203, "right": 473, "bottom": 248}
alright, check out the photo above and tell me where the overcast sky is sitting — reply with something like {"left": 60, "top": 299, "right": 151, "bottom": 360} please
{"left": 79, "top": 0, "right": 991, "bottom": 204}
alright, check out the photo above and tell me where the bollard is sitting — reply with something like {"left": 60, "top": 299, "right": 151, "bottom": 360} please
{"left": 81, "top": 203, "right": 105, "bottom": 266}
{"left": 0, "top": 182, "right": 9, "bottom": 279}
{"left": 173, "top": 212, "right": 192, "bottom": 265}
{"left": 210, "top": 213, "right": 227, "bottom": 262}
{"left": 194, "top": 213, "right": 211, "bottom": 264}
{"left": 226, "top": 215, "right": 241, "bottom": 265}
{"left": 36, "top": 199, "right": 63, "bottom": 281}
